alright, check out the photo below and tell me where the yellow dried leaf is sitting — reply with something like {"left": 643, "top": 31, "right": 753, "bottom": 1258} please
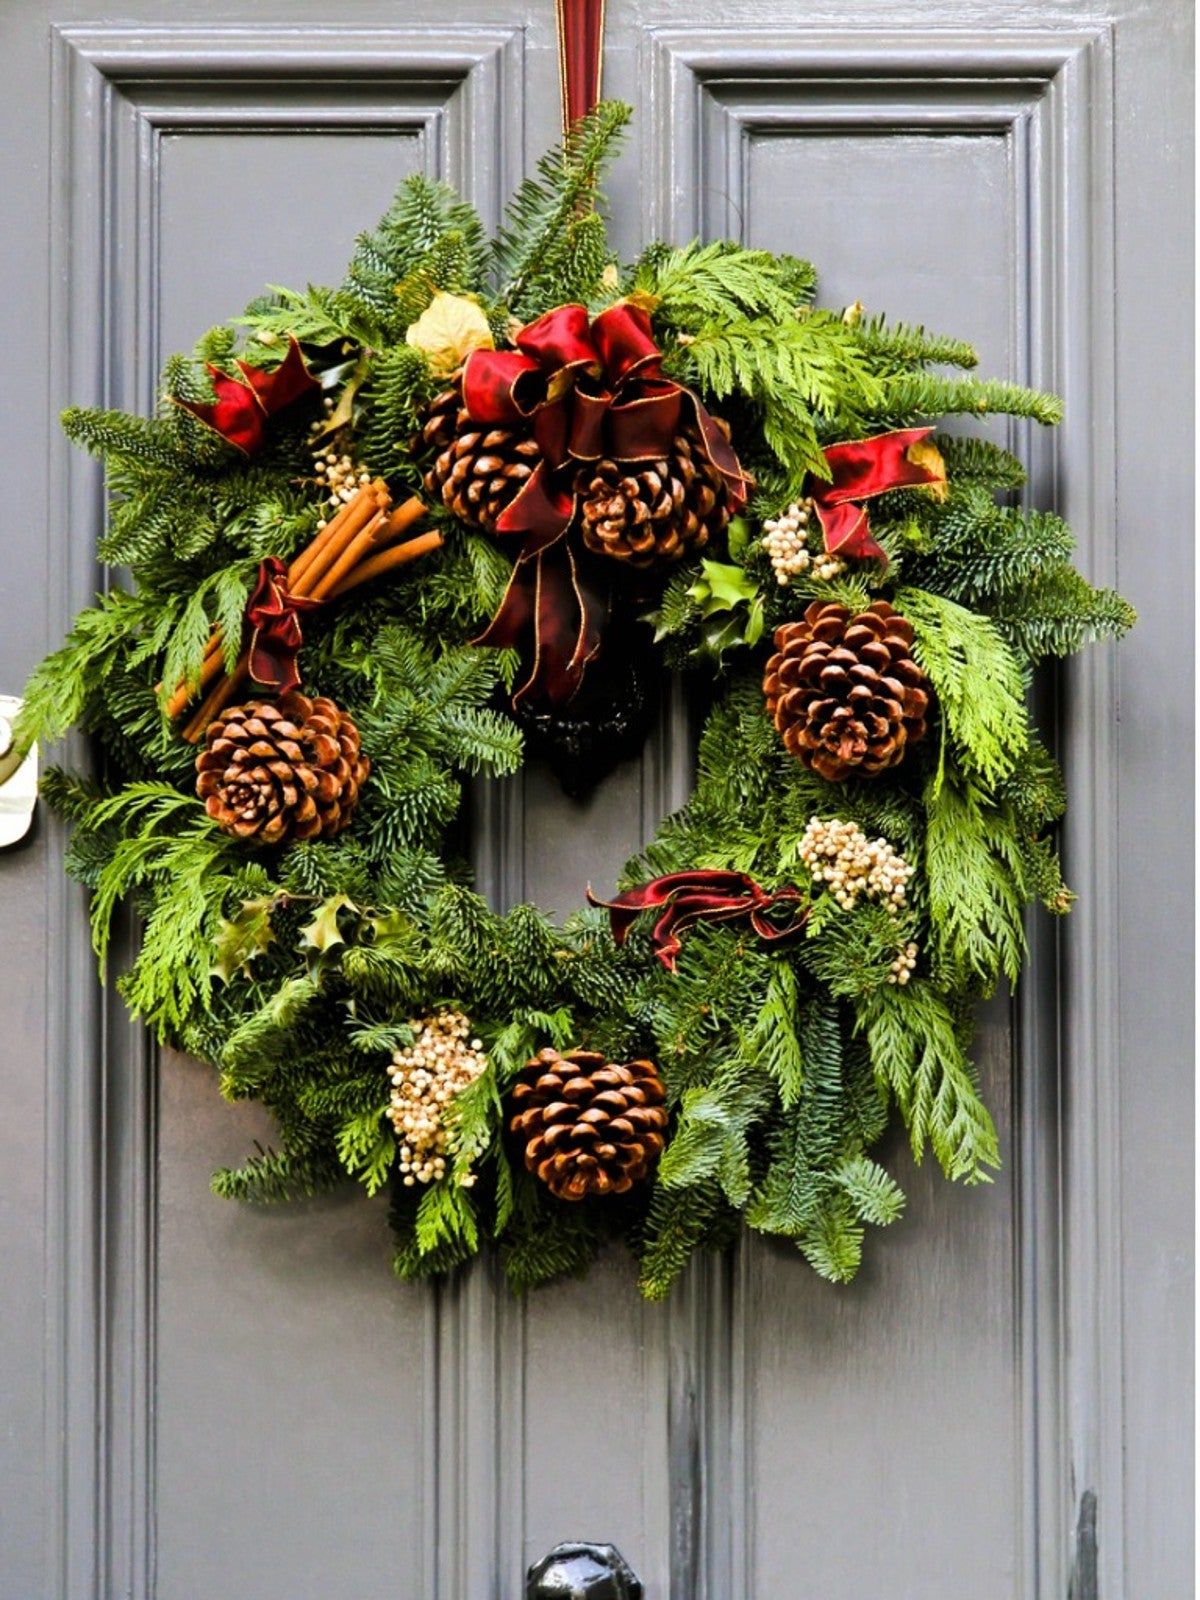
{"left": 406, "top": 292, "right": 494, "bottom": 375}
{"left": 907, "top": 438, "right": 948, "bottom": 500}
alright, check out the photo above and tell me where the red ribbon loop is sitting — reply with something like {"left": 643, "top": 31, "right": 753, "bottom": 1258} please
{"left": 245, "top": 557, "right": 320, "bottom": 695}
{"left": 466, "top": 304, "right": 750, "bottom": 706}
{"left": 177, "top": 335, "right": 319, "bottom": 456}
{"left": 588, "top": 870, "right": 809, "bottom": 972}
{"left": 809, "top": 427, "right": 943, "bottom": 565}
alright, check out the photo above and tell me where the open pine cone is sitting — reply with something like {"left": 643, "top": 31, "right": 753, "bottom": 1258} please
{"left": 576, "top": 418, "right": 735, "bottom": 569}
{"left": 509, "top": 1047, "right": 669, "bottom": 1201}
{"left": 763, "top": 599, "right": 931, "bottom": 781}
{"left": 420, "top": 374, "right": 542, "bottom": 532}
{"left": 196, "top": 692, "right": 369, "bottom": 845}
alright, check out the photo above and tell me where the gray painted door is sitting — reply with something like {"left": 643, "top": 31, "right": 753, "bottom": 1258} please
{"left": 0, "top": 4, "right": 1190, "bottom": 1598}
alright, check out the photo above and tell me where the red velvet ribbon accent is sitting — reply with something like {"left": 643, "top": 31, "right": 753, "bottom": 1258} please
{"left": 177, "top": 336, "right": 319, "bottom": 456}
{"left": 810, "top": 427, "right": 943, "bottom": 565}
{"left": 245, "top": 557, "right": 320, "bottom": 695}
{"left": 556, "top": 0, "right": 606, "bottom": 130}
{"left": 468, "top": 303, "right": 750, "bottom": 705}
{"left": 588, "top": 870, "right": 809, "bottom": 973}
{"left": 476, "top": 540, "right": 608, "bottom": 707}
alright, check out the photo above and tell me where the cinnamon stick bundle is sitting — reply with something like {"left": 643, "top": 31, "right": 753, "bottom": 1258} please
{"left": 170, "top": 483, "right": 436, "bottom": 742}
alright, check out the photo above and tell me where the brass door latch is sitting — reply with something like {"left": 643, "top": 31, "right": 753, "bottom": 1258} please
{"left": 0, "top": 696, "right": 38, "bottom": 848}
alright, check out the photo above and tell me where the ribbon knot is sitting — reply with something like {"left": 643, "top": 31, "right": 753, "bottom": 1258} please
{"left": 466, "top": 303, "right": 749, "bottom": 705}
{"left": 245, "top": 557, "right": 320, "bottom": 695}
{"left": 588, "top": 870, "right": 808, "bottom": 972}
{"left": 810, "top": 428, "right": 946, "bottom": 565}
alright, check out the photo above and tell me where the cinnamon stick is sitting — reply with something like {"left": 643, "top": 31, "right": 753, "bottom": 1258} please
{"left": 289, "top": 478, "right": 389, "bottom": 591}
{"left": 175, "top": 485, "right": 432, "bottom": 741}
{"left": 181, "top": 658, "right": 249, "bottom": 744}
{"left": 294, "top": 483, "right": 390, "bottom": 598}
{"left": 327, "top": 530, "right": 444, "bottom": 599}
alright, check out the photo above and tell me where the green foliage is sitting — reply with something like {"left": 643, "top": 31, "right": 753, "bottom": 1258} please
{"left": 636, "top": 240, "right": 817, "bottom": 328}
{"left": 666, "top": 311, "right": 882, "bottom": 486}
{"left": 24, "top": 106, "right": 1132, "bottom": 1301}
{"left": 492, "top": 99, "right": 631, "bottom": 310}
{"left": 899, "top": 586, "right": 1029, "bottom": 786}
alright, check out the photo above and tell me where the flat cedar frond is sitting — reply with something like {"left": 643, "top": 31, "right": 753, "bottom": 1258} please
{"left": 899, "top": 585, "right": 1029, "bottom": 785}
{"left": 638, "top": 240, "right": 816, "bottom": 329}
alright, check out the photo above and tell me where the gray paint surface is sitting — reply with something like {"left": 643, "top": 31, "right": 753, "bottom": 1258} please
{"left": 0, "top": 4, "right": 1190, "bottom": 1598}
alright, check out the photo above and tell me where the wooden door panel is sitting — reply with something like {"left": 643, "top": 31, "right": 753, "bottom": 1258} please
{"left": 0, "top": 6, "right": 1189, "bottom": 1600}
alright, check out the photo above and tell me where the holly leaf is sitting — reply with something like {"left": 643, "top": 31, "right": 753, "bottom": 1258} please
{"left": 212, "top": 895, "right": 276, "bottom": 983}
{"left": 689, "top": 558, "right": 761, "bottom": 616}
{"left": 301, "top": 893, "right": 356, "bottom": 954}
{"left": 683, "top": 559, "right": 767, "bottom": 666}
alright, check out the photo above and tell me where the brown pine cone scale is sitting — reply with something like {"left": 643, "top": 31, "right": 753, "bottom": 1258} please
{"left": 420, "top": 376, "right": 541, "bottom": 533}
{"left": 196, "top": 692, "right": 369, "bottom": 845}
{"left": 510, "top": 1047, "right": 669, "bottom": 1202}
{"left": 576, "top": 418, "right": 734, "bottom": 570}
{"left": 764, "top": 600, "right": 930, "bottom": 782}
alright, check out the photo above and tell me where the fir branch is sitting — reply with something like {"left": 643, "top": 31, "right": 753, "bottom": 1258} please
{"left": 492, "top": 100, "right": 632, "bottom": 307}
{"left": 876, "top": 374, "right": 1063, "bottom": 426}
{"left": 851, "top": 312, "right": 978, "bottom": 370}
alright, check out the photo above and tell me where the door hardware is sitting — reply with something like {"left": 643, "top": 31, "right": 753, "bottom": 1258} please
{"left": 0, "top": 696, "right": 37, "bottom": 848}
{"left": 527, "top": 1542, "right": 643, "bottom": 1600}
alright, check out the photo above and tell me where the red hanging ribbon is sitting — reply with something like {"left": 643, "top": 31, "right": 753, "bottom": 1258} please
{"left": 469, "top": 302, "right": 750, "bottom": 705}
{"left": 176, "top": 335, "right": 319, "bottom": 456}
{"left": 556, "top": 0, "right": 606, "bottom": 130}
{"left": 588, "top": 870, "right": 809, "bottom": 972}
{"left": 810, "top": 427, "right": 945, "bottom": 565}
{"left": 245, "top": 557, "right": 320, "bottom": 695}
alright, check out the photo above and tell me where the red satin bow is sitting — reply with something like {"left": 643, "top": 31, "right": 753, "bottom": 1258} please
{"left": 588, "top": 870, "right": 809, "bottom": 972}
{"left": 177, "top": 336, "right": 319, "bottom": 456}
{"left": 246, "top": 558, "right": 319, "bottom": 695}
{"left": 810, "top": 428, "right": 944, "bottom": 565}
{"left": 466, "top": 302, "right": 749, "bottom": 705}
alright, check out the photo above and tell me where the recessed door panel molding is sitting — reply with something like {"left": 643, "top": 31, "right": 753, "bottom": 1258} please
{"left": 14, "top": 9, "right": 1180, "bottom": 1600}
{"left": 643, "top": 28, "right": 1118, "bottom": 1598}
{"left": 45, "top": 25, "right": 524, "bottom": 1600}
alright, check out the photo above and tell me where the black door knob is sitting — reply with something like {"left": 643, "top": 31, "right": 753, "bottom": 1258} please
{"left": 526, "top": 1542, "right": 643, "bottom": 1600}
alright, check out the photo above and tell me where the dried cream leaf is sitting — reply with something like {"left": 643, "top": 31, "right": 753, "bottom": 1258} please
{"left": 406, "top": 292, "right": 494, "bottom": 375}
{"left": 907, "top": 438, "right": 948, "bottom": 501}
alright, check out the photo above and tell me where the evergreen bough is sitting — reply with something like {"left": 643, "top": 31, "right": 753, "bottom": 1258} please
{"left": 19, "top": 103, "right": 1134, "bottom": 1299}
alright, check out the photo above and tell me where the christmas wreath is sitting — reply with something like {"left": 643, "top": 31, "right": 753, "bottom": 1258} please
{"left": 20, "top": 103, "right": 1134, "bottom": 1297}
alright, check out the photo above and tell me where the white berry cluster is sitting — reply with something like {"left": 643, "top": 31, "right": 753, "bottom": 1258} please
{"left": 798, "top": 816, "right": 914, "bottom": 914}
{"left": 386, "top": 1011, "right": 487, "bottom": 1187}
{"left": 888, "top": 942, "right": 919, "bottom": 986}
{"left": 309, "top": 403, "right": 372, "bottom": 522}
{"left": 761, "top": 500, "right": 847, "bottom": 586}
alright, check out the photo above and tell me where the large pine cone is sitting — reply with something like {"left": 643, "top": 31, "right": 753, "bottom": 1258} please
{"left": 196, "top": 692, "right": 369, "bottom": 845}
{"left": 420, "top": 375, "right": 541, "bottom": 532}
{"left": 510, "top": 1047, "right": 669, "bottom": 1201}
{"left": 576, "top": 418, "right": 735, "bottom": 569}
{"left": 764, "top": 600, "right": 931, "bottom": 782}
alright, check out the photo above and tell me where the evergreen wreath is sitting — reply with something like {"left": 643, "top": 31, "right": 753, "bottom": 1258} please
{"left": 20, "top": 103, "right": 1134, "bottom": 1298}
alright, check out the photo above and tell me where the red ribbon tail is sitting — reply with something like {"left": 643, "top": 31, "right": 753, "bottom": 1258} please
{"left": 475, "top": 540, "right": 608, "bottom": 708}
{"left": 244, "top": 557, "right": 320, "bottom": 692}
{"left": 814, "top": 499, "right": 888, "bottom": 565}
{"left": 587, "top": 872, "right": 804, "bottom": 969}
